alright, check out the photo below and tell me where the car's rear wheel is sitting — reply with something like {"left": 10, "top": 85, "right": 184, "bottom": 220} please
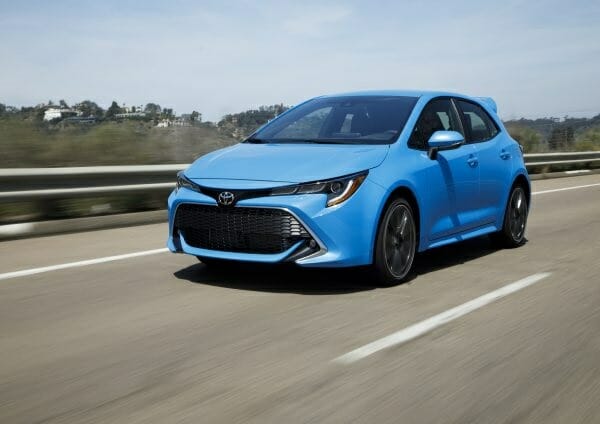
{"left": 373, "top": 198, "right": 417, "bottom": 286}
{"left": 493, "top": 185, "right": 528, "bottom": 248}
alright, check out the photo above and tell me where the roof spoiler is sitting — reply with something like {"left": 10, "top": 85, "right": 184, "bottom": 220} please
{"left": 474, "top": 97, "right": 497, "bottom": 113}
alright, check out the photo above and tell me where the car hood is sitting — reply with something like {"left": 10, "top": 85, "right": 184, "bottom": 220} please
{"left": 185, "top": 143, "right": 389, "bottom": 183}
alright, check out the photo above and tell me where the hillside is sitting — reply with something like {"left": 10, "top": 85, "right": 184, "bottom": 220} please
{"left": 0, "top": 117, "right": 237, "bottom": 167}
{"left": 0, "top": 103, "right": 292, "bottom": 167}
{"left": 503, "top": 114, "right": 600, "bottom": 152}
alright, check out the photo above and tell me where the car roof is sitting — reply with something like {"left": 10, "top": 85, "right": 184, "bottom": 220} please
{"left": 318, "top": 90, "right": 497, "bottom": 113}
{"left": 320, "top": 89, "right": 462, "bottom": 98}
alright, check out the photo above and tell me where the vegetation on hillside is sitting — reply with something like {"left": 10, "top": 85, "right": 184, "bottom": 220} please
{"left": 0, "top": 101, "right": 293, "bottom": 167}
{"left": 217, "top": 104, "right": 289, "bottom": 139}
{"left": 0, "top": 116, "right": 236, "bottom": 167}
{"left": 503, "top": 115, "right": 600, "bottom": 152}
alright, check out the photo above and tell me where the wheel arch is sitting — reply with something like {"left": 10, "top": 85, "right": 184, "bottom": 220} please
{"left": 496, "top": 172, "right": 531, "bottom": 231}
{"left": 512, "top": 173, "right": 531, "bottom": 206}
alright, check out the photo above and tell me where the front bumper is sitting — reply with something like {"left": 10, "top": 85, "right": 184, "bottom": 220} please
{"left": 167, "top": 178, "right": 385, "bottom": 267}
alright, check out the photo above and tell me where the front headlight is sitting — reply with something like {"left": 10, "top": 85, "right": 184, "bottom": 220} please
{"left": 176, "top": 171, "right": 196, "bottom": 191}
{"left": 271, "top": 171, "right": 368, "bottom": 207}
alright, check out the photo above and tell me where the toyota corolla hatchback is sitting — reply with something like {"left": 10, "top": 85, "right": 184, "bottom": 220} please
{"left": 167, "top": 91, "right": 530, "bottom": 285}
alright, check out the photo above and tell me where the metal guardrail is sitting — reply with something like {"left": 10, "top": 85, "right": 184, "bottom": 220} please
{"left": 0, "top": 152, "right": 599, "bottom": 203}
{"left": 524, "top": 151, "right": 600, "bottom": 167}
{"left": 0, "top": 165, "right": 185, "bottom": 202}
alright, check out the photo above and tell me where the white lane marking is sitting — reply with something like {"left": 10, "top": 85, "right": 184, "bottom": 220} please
{"left": 0, "top": 248, "right": 169, "bottom": 281}
{"left": 565, "top": 170, "right": 590, "bottom": 174}
{"left": 532, "top": 182, "right": 600, "bottom": 196}
{"left": 334, "top": 272, "right": 552, "bottom": 364}
{"left": 0, "top": 223, "right": 35, "bottom": 237}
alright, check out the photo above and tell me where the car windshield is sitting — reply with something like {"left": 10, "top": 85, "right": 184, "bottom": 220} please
{"left": 246, "top": 95, "right": 418, "bottom": 145}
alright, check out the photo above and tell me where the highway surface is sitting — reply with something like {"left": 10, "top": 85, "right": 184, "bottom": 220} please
{"left": 1, "top": 174, "right": 599, "bottom": 423}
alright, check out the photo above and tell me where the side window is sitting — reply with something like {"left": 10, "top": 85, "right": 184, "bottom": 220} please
{"left": 455, "top": 100, "right": 499, "bottom": 143}
{"left": 408, "top": 99, "right": 463, "bottom": 149}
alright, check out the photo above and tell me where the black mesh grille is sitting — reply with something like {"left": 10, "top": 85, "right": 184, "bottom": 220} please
{"left": 174, "top": 203, "right": 312, "bottom": 254}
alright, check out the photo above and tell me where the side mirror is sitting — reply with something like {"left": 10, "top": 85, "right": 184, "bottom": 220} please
{"left": 427, "top": 131, "right": 465, "bottom": 160}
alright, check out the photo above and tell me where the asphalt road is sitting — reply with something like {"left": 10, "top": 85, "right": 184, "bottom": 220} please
{"left": 1, "top": 175, "right": 599, "bottom": 424}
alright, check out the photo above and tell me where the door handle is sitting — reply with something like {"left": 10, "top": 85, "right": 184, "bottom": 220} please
{"left": 500, "top": 149, "right": 511, "bottom": 160}
{"left": 467, "top": 155, "right": 478, "bottom": 168}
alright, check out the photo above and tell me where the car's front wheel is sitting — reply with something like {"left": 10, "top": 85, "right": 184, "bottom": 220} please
{"left": 493, "top": 184, "right": 528, "bottom": 248}
{"left": 373, "top": 198, "right": 417, "bottom": 286}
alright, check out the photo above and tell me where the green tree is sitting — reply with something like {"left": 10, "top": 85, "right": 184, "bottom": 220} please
{"left": 191, "top": 110, "right": 201, "bottom": 123}
{"left": 76, "top": 100, "right": 104, "bottom": 117}
{"left": 575, "top": 128, "right": 600, "bottom": 151}
{"left": 144, "top": 103, "right": 161, "bottom": 117}
{"left": 105, "top": 101, "right": 122, "bottom": 119}
{"left": 506, "top": 125, "right": 543, "bottom": 152}
{"left": 217, "top": 104, "right": 290, "bottom": 138}
{"left": 59, "top": 99, "right": 69, "bottom": 109}
{"left": 548, "top": 126, "right": 574, "bottom": 150}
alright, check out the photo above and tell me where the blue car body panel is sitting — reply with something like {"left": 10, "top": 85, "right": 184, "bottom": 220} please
{"left": 167, "top": 90, "right": 530, "bottom": 267}
{"left": 185, "top": 143, "right": 390, "bottom": 183}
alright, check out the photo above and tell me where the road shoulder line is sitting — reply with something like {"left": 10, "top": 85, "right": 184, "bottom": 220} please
{"left": 0, "top": 248, "right": 169, "bottom": 281}
{"left": 334, "top": 272, "right": 552, "bottom": 364}
{"left": 532, "top": 182, "right": 600, "bottom": 195}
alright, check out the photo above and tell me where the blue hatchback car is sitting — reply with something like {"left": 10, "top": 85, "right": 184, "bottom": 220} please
{"left": 167, "top": 91, "right": 530, "bottom": 285}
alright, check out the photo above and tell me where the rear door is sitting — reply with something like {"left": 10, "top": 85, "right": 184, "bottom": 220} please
{"left": 454, "top": 99, "right": 512, "bottom": 225}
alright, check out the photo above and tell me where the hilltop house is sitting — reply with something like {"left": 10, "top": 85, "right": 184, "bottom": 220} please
{"left": 43, "top": 108, "right": 77, "bottom": 121}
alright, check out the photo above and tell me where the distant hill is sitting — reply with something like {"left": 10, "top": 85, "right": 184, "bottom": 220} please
{"left": 0, "top": 103, "right": 291, "bottom": 167}
{"left": 0, "top": 118, "right": 237, "bottom": 167}
{"left": 217, "top": 104, "right": 289, "bottom": 139}
{"left": 503, "top": 114, "right": 600, "bottom": 152}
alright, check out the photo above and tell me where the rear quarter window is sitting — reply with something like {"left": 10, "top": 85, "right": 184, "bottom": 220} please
{"left": 455, "top": 100, "right": 499, "bottom": 143}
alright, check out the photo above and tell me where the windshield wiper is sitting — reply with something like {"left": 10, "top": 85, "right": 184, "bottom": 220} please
{"left": 300, "top": 139, "right": 369, "bottom": 144}
{"left": 244, "top": 137, "right": 268, "bottom": 144}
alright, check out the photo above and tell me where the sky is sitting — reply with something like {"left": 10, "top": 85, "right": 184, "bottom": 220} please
{"left": 1, "top": 0, "right": 599, "bottom": 121}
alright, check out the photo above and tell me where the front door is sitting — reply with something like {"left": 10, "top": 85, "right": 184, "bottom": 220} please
{"left": 408, "top": 98, "right": 480, "bottom": 241}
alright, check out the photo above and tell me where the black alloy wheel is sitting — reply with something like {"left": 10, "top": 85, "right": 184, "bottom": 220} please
{"left": 373, "top": 198, "right": 417, "bottom": 286}
{"left": 494, "top": 185, "right": 528, "bottom": 248}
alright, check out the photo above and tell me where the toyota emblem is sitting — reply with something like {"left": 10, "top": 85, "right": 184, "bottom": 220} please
{"left": 218, "top": 191, "right": 235, "bottom": 206}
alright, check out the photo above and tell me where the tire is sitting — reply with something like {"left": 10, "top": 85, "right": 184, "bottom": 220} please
{"left": 493, "top": 185, "right": 528, "bottom": 248}
{"left": 373, "top": 198, "right": 417, "bottom": 286}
